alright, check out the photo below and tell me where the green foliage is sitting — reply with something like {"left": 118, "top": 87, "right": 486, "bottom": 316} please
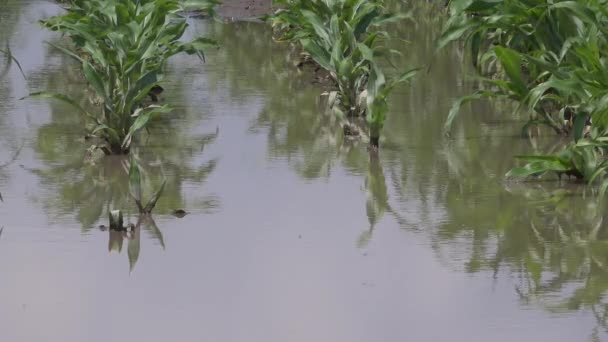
{"left": 439, "top": 0, "right": 608, "bottom": 132}
{"left": 439, "top": 0, "right": 608, "bottom": 191}
{"left": 367, "top": 63, "right": 419, "bottom": 144}
{"left": 268, "top": 0, "right": 418, "bottom": 147}
{"left": 28, "top": 0, "right": 217, "bottom": 154}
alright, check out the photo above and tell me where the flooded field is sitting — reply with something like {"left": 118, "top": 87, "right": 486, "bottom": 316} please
{"left": 1, "top": 1, "right": 607, "bottom": 341}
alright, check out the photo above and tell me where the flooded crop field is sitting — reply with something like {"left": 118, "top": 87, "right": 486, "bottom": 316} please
{"left": 1, "top": 1, "right": 608, "bottom": 341}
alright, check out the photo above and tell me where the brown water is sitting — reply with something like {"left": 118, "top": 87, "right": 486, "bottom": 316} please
{"left": 1, "top": 1, "right": 607, "bottom": 341}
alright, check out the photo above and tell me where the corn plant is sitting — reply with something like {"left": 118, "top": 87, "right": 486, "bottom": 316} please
{"left": 268, "top": 0, "right": 418, "bottom": 148}
{"left": 438, "top": 0, "right": 608, "bottom": 191}
{"left": 27, "top": 0, "right": 217, "bottom": 155}
{"left": 506, "top": 24, "right": 608, "bottom": 188}
{"left": 366, "top": 63, "right": 417, "bottom": 147}
{"left": 439, "top": 0, "right": 608, "bottom": 135}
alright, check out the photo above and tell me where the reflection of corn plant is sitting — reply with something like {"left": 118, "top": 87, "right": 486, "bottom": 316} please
{"left": 107, "top": 212, "right": 164, "bottom": 271}
{"left": 268, "top": 0, "right": 418, "bottom": 148}
{"left": 128, "top": 156, "right": 166, "bottom": 214}
{"left": 0, "top": 44, "right": 25, "bottom": 80}
{"left": 501, "top": 188, "right": 608, "bottom": 334}
{"left": 502, "top": 40, "right": 608, "bottom": 189}
{"left": 438, "top": 180, "right": 608, "bottom": 337}
{"left": 27, "top": 0, "right": 217, "bottom": 155}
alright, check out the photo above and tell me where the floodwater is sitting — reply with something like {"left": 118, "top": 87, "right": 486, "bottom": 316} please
{"left": 1, "top": 1, "right": 607, "bottom": 341}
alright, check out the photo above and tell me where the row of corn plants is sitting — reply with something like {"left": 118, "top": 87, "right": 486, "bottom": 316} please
{"left": 439, "top": 0, "right": 608, "bottom": 194}
{"left": 27, "top": 0, "right": 217, "bottom": 155}
{"left": 267, "top": 0, "right": 419, "bottom": 149}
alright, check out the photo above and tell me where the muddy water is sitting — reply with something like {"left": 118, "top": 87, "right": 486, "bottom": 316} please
{"left": 1, "top": 1, "right": 607, "bottom": 341}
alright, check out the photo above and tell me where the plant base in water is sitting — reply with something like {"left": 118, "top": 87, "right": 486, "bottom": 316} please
{"left": 109, "top": 210, "right": 123, "bottom": 230}
{"left": 370, "top": 136, "right": 380, "bottom": 149}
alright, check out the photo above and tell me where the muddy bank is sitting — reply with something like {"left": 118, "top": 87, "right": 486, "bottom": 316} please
{"left": 217, "top": 0, "right": 273, "bottom": 20}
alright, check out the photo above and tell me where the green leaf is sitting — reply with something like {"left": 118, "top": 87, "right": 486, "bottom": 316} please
{"left": 550, "top": 1, "right": 598, "bottom": 27}
{"left": 122, "top": 105, "right": 172, "bottom": 150}
{"left": 301, "top": 10, "right": 331, "bottom": 45}
{"left": 446, "top": 0, "right": 470, "bottom": 12}
{"left": 444, "top": 91, "right": 494, "bottom": 134}
{"left": 301, "top": 39, "right": 332, "bottom": 71}
{"left": 46, "top": 41, "right": 85, "bottom": 63}
{"left": 506, "top": 156, "right": 571, "bottom": 178}
{"left": 506, "top": 163, "right": 547, "bottom": 178}
{"left": 22, "top": 92, "right": 98, "bottom": 123}
{"left": 494, "top": 46, "right": 526, "bottom": 96}
{"left": 573, "top": 112, "right": 589, "bottom": 142}
{"left": 144, "top": 178, "right": 166, "bottom": 213}
{"left": 82, "top": 61, "right": 107, "bottom": 100}
{"left": 353, "top": 8, "right": 380, "bottom": 39}
{"left": 91, "top": 124, "right": 121, "bottom": 145}
{"left": 589, "top": 164, "right": 608, "bottom": 183}
{"left": 126, "top": 70, "right": 161, "bottom": 110}
{"left": 437, "top": 18, "right": 477, "bottom": 50}
{"left": 465, "top": 0, "right": 502, "bottom": 12}
{"left": 394, "top": 67, "right": 419, "bottom": 84}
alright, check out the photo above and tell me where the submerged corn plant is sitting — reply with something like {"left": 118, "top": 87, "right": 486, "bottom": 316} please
{"left": 439, "top": 0, "right": 608, "bottom": 191}
{"left": 26, "top": 0, "right": 217, "bottom": 155}
{"left": 96, "top": 155, "right": 167, "bottom": 229}
{"left": 106, "top": 155, "right": 167, "bottom": 271}
{"left": 268, "top": 0, "right": 418, "bottom": 148}
{"left": 439, "top": 0, "right": 608, "bottom": 135}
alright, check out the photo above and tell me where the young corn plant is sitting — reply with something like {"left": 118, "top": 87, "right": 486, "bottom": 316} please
{"left": 27, "top": 0, "right": 217, "bottom": 155}
{"left": 366, "top": 63, "right": 418, "bottom": 147}
{"left": 268, "top": 0, "right": 418, "bottom": 148}
{"left": 439, "top": 0, "right": 608, "bottom": 135}
{"left": 439, "top": 0, "right": 608, "bottom": 192}
{"left": 505, "top": 40, "right": 608, "bottom": 191}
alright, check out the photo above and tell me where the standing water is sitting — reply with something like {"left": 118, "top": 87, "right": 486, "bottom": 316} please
{"left": 0, "top": 1, "right": 607, "bottom": 341}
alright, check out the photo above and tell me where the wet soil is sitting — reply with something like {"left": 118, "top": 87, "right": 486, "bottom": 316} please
{"left": 218, "top": 0, "right": 273, "bottom": 20}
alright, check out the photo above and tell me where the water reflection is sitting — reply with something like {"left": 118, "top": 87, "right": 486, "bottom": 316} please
{"left": 2, "top": 0, "right": 608, "bottom": 340}
{"left": 107, "top": 213, "right": 164, "bottom": 271}
{"left": 358, "top": 154, "right": 387, "bottom": 247}
{"left": 203, "top": 20, "right": 311, "bottom": 101}
{"left": 13, "top": 22, "right": 221, "bottom": 272}
{"left": 441, "top": 182, "right": 608, "bottom": 339}
{"left": 207, "top": 2, "right": 608, "bottom": 340}
{"left": 0, "top": 0, "right": 25, "bottom": 189}
{"left": 31, "top": 120, "right": 220, "bottom": 225}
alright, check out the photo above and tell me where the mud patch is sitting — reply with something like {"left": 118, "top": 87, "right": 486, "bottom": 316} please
{"left": 218, "top": 0, "right": 273, "bottom": 20}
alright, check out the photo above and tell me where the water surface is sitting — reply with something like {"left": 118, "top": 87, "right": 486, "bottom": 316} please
{"left": 0, "top": 1, "right": 606, "bottom": 341}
